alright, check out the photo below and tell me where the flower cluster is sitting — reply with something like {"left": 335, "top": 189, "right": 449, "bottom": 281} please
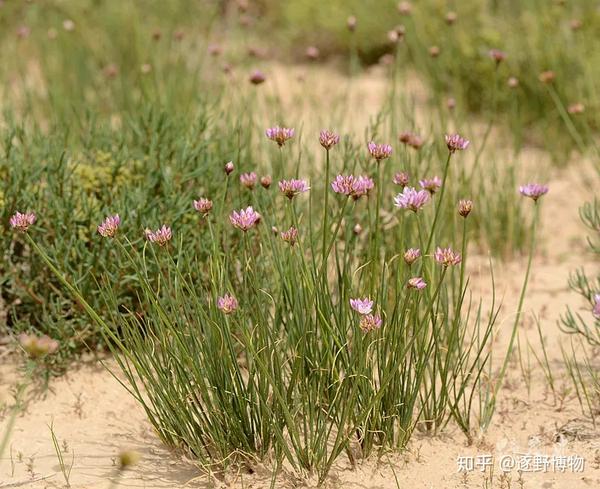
{"left": 458, "top": 199, "right": 473, "bottom": 217}
{"left": 404, "top": 248, "right": 421, "bottom": 265}
{"left": 217, "top": 294, "right": 238, "bottom": 314}
{"left": 18, "top": 333, "right": 59, "bottom": 358}
{"left": 9, "top": 211, "right": 36, "bottom": 232}
{"left": 279, "top": 179, "right": 309, "bottom": 199}
{"left": 419, "top": 176, "right": 442, "bottom": 194}
{"left": 97, "top": 214, "right": 121, "bottom": 238}
{"left": 399, "top": 132, "right": 424, "bottom": 149}
{"left": 359, "top": 314, "right": 382, "bottom": 333}
{"left": 145, "top": 225, "right": 172, "bottom": 246}
{"left": 394, "top": 187, "right": 430, "bottom": 212}
{"left": 319, "top": 130, "right": 340, "bottom": 150}
{"left": 519, "top": 183, "right": 549, "bottom": 202}
{"left": 194, "top": 198, "right": 213, "bottom": 215}
{"left": 367, "top": 141, "right": 392, "bottom": 161}
{"left": 350, "top": 297, "right": 373, "bottom": 315}
{"left": 393, "top": 171, "right": 409, "bottom": 187}
{"left": 407, "top": 277, "right": 427, "bottom": 289}
{"left": 266, "top": 126, "right": 295, "bottom": 146}
{"left": 331, "top": 175, "right": 374, "bottom": 200}
{"left": 281, "top": 227, "right": 298, "bottom": 246}
{"left": 240, "top": 172, "right": 258, "bottom": 189}
{"left": 445, "top": 133, "right": 470, "bottom": 153}
{"left": 230, "top": 206, "right": 261, "bottom": 231}
{"left": 434, "top": 247, "right": 462, "bottom": 267}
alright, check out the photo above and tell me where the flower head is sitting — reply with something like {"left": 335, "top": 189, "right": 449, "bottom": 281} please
{"left": 519, "top": 183, "right": 549, "bottom": 202}
{"left": 224, "top": 161, "right": 235, "bottom": 175}
{"left": 347, "top": 15, "right": 357, "bottom": 32}
{"left": 404, "top": 248, "right": 421, "bottom": 265}
{"left": 18, "top": 333, "right": 59, "bottom": 358}
{"left": 398, "top": 1, "right": 412, "bottom": 15}
{"left": 217, "top": 294, "right": 238, "bottom": 314}
{"left": 399, "top": 132, "right": 424, "bottom": 149}
{"left": 230, "top": 206, "right": 261, "bottom": 231}
{"left": 368, "top": 141, "right": 392, "bottom": 161}
{"left": 353, "top": 223, "right": 362, "bottom": 235}
{"left": 458, "top": 199, "right": 473, "bottom": 217}
{"left": 279, "top": 179, "right": 309, "bottom": 199}
{"left": 394, "top": 187, "right": 430, "bottom": 212}
{"left": 419, "top": 176, "right": 442, "bottom": 194}
{"left": 539, "top": 71, "right": 555, "bottom": 84}
{"left": 281, "top": 226, "right": 298, "bottom": 246}
{"left": 350, "top": 297, "right": 373, "bottom": 315}
{"left": 145, "top": 225, "right": 172, "bottom": 246}
{"left": 393, "top": 171, "right": 410, "bottom": 187}
{"left": 593, "top": 294, "right": 600, "bottom": 319}
{"left": 359, "top": 314, "right": 382, "bottom": 333}
{"left": 319, "top": 130, "right": 340, "bottom": 150}
{"left": 306, "top": 46, "right": 320, "bottom": 60}
{"left": 434, "top": 246, "right": 462, "bottom": 267}
{"left": 568, "top": 103, "right": 585, "bottom": 115}
{"left": 98, "top": 214, "right": 121, "bottom": 238}
{"left": 260, "top": 175, "right": 272, "bottom": 188}
{"left": 9, "top": 211, "right": 36, "bottom": 232}
{"left": 240, "top": 172, "right": 258, "bottom": 189}
{"left": 445, "top": 133, "right": 470, "bottom": 153}
{"left": 489, "top": 49, "right": 507, "bottom": 64}
{"left": 249, "top": 70, "right": 266, "bottom": 85}
{"left": 331, "top": 175, "right": 374, "bottom": 200}
{"left": 266, "top": 126, "right": 295, "bottom": 146}
{"left": 508, "top": 77, "right": 519, "bottom": 88}
{"left": 193, "top": 198, "right": 213, "bottom": 215}
{"left": 445, "top": 11, "right": 458, "bottom": 24}
{"left": 407, "top": 277, "right": 427, "bottom": 289}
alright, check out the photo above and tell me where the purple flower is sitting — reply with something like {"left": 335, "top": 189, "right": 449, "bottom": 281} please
{"left": 368, "top": 141, "right": 392, "bottom": 161}
{"left": 193, "top": 198, "right": 213, "bottom": 215}
{"left": 393, "top": 172, "right": 410, "bottom": 187}
{"left": 434, "top": 246, "right": 462, "bottom": 267}
{"left": 319, "top": 130, "right": 340, "bottom": 150}
{"left": 419, "top": 176, "right": 442, "bottom": 194}
{"left": 458, "top": 199, "right": 473, "bottom": 217}
{"left": 249, "top": 70, "right": 266, "bottom": 85}
{"left": 519, "top": 183, "right": 549, "bottom": 202}
{"left": 145, "top": 225, "right": 172, "bottom": 246}
{"left": 97, "top": 214, "right": 121, "bottom": 238}
{"left": 240, "top": 172, "right": 258, "bottom": 189}
{"left": 407, "top": 277, "right": 427, "bottom": 289}
{"left": 9, "top": 211, "right": 36, "bottom": 232}
{"left": 593, "top": 294, "right": 600, "bottom": 319}
{"left": 350, "top": 297, "right": 373, "bottom": 315}
{"left": 279, "top": 179, "right": 309, "bottom": 199}
{"left": 266, "top": 126, "right": 295, "bottom": 146}
{"left": 217, "top": 294, "right": 238, "bottom": 314}
{"left": 393, "top": 187, "right": 430, "bottom": 212}
{"left": 331, "top": 175, "right": 374, "bottom": 200}
{"left": 403, "top": 248, "right": 421, "bottom": 265}
{"left": 229, "top": 206, "right": 261, "bottom": 231}
{"left": 359, "top": 314, "right": 382, "bottom": 333}
{"left": 281, "top": 226, "right": 298, "bottom": 246}
{"left": 445, "top": 133, "right": 470, "bottom": 153}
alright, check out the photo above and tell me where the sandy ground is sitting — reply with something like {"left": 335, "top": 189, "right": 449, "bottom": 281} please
{"left": 1, "top": 65, "right": 600, "bottom": 488}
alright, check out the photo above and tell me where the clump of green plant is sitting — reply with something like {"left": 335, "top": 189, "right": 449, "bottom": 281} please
{"left": 11, "top": 126, "right": 549, "bottom": 481}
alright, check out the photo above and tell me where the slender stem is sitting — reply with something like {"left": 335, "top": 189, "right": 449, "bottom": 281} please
{"left": 424, "top": 152, "right": 452, "bottom": 255}
{"left": 322, "top": 149, "right": 330, "bottom": 262}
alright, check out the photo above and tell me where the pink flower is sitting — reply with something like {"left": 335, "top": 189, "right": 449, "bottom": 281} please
{"left": 331, "top": 175, "right": 374, "bottom": 200}
{"left": 281, "top": 227, "right": 298, "bottom": 246}
{"left": 489, "top": 49, "right": 507, "bottom": 64}
{"left": 249, "top": 70, "right": 266, "bottom": 85}
{"left": 368, "top": 141, "right": 392, "bottom": 161}
{"left": 306, "top": 46, "right": 320, "bottom": 60}
{"left": 97, "top": 214, "right": 121, "bottom": 238}
{"left": 445, "top": 133, "right": 470, "bottom": 153}
{"left": 399, "top": 132, "right": 424, "bottom": 149}
{"left": 224, "top": 161, "right": 235, "bottom": 175}
{"left": 229, "top": 206, "right": 261, "bottom": 231}
{"left": 266, "top": 126, "right": 295, "bottom": 146}
{"left": 407, "top": 277, "right": 427, "bottom": 289}
{"left": 279, "top": 179, "right": 309, "bottom": 199}
{"left": 350, "top": 297, "right": 373, "bottom": 315}
{"left": 260, "top": 175, "right": 272, "bottom": 188}
{"left": 393, "top": 172, "right": 410, "bottom": 187}
{"left": 359, "top": 314, "right": 382, "bottom": 333}
{"left": 519, "top": 183, "right": 549, "bottom": 202}
{"left": 458, "top": 199, "right": 473, "bottom": 217}
{"left": 217, "top": 294, "right": 238, "bottom": 314}
{"left": 18, "top": 333, "right": 59, "bottom": 358}
{"left": 403, "top": 248, "right": 421, "bottom": 265}
{"left": 393, "top": 187, "right": 430, "bottom": 212}
{"left": 145, "top": 225, "right": 172, "bottom": 246}
{"left": 419, "top": 176, "right": 442, "bottom": 194}
{"left": 593, "top": 294, "right": 600, "bottom": 319}
{"left": 434, "top": 247, "right": 462, "bottom": 267}
{"left": 193, "top": 198, "right": 213, "bottom": 215}
{"left": 319, "top": 130, "right": 340, "bottom": 150}
{"left": 9, "top": 211, "right": 36, "bottom": 232}
{"left": 240, "top": 172, "right": 258, "bottom": 189}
